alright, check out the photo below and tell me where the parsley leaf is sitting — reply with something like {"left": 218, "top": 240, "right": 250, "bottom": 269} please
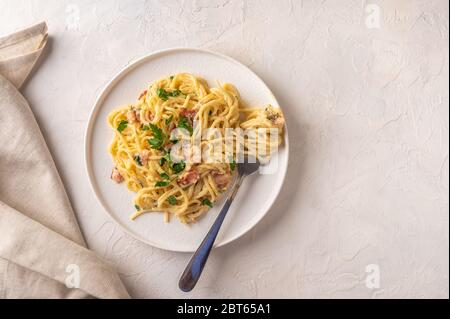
{"left": 165, "top": 115, "right": 174, "bottom": 125}
{"left": 171, "top": 161, "right": 186, "bottom": 174}
{"left": 141, "top": 124, "right": 150, "bottom": 131}
{"left": 170, "top": 89, "right": 181, "bottom": 97}
{"left": 134, "top": 205, "right": 141, "bottom": 211}
{"left": 134, "top": 155, "right": 142, "bottom": 166}
{"left": 117, "top": 120, "right": 128, "bottom": 133}
{"left": 155, "top": 181, "right": 169, "bottom": 187}
{"left": 168, "top": 195, "right": 177, "bottom": 205}
{"left": 202, "top": 198, "right": 213, "bottom": 208}
{"left": 157, "top": 88, "right": 169, "bottom": 101}
{"left": 230, "top": 158, "right": 236, "bottom": 171}
{"left": 178, "top": 116, "right": 193, "bottom": 136}
{"left": 159, "top": 151, "right": 171, "bottom": 166}
{"left": 149, "top": 123, "right": 163, "bottom": 139}
{"left": 157, "top": 88, "right": 181, "bottom": 101}
{"left": 160, "top": 172, "right": 170, "bottom": 180}
{"left": 148, "top": 138, "right": 163, "bottom": 149}
{"left": 170, "top": 75, "right": 174, "bottom": 80}
{"left": 147, "top": 123, "right": 165, "bottom": 149}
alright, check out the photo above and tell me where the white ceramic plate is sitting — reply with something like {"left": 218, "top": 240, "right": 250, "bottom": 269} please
{"left": 85, "top": 48, "right": 289, "bottom": 252}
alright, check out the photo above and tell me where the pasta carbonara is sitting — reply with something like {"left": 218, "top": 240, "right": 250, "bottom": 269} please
{"left": 108, "top": 73, "right": 284, "bottom": 224}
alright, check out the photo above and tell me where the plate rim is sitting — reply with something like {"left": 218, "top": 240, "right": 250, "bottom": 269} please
{"left": 84, "top": 47, "right": 290, "bottom": 252}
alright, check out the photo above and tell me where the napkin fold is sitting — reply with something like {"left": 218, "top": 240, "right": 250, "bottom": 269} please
{"left": 0, "top": 22, "right": 130, "bottom": 299}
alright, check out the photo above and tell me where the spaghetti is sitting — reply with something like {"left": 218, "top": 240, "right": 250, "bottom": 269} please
{"left": 107, "top": 73, "right": 284, "bottom": 223}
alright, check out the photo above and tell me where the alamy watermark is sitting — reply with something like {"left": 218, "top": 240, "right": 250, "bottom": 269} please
{"left": 65, "top": 4, "right": 80, "bottom": 31}
{"left": 166, "top": 125, "right": 282, "bottom": 175}
{"left": 365, "top": 4, "right": 382, "bottom": 29}
{"left": 365, "top": 264, "right": 380, "bottom": 289}
{"left": 65, "top": 264, "right": 80, "bottom": 289}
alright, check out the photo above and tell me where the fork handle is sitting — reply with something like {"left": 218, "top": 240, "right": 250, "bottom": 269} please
{"left": 178, "top": 173, "right": 245, "bottom": 292}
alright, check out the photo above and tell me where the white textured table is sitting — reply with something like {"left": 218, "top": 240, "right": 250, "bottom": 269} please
{"left": 1, "top": 0, "right": 448, "bottom": 298}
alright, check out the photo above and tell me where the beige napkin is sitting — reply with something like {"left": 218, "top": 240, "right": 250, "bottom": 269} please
{"left": 0, "top": 22, "right": 130, "bottom": 299}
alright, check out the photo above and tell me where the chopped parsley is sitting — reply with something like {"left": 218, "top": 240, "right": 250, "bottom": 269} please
{"left": 134, "top": 155, "right": 142, "bottom": 166}
{"left": 165, "top": 115, "right": 174, "bottom": 125}
{"left": 155, "top": 181, "right": 169, "bottom": 187}
{"left": 117, "top": 120, "right": 128, "bottom": 133}
{"left": 148, "top": 138, "right": 163, "bottom": 149}
{"left": 170, "top": 75, "right": 174, "bottom": 80}
{"left": 178, "top": 116, "right": 193, "bottom": 136}
{"left": 229, "top": 158, "right": 236, "bottom": 171}
{"left": 171, "top": 89, "right": 181, "bottom": 97}
{"left": 202, "top": 198, "right": 213, "bottom": 208}
{"left": 160, "top": 172, "right": 170, "bottom": 180}
{"left": 157, "top": 88, "right": 168, "bottom": 100}
{"left": 159, "top": 151, "right": 171, "bottom": 166}
{"left": 171, "top": 161, "right": 186, "bottom": 174}
{"left": 157, "top": 88, "right": 182, "bottom": 101}
{"left": 159, "top": 150, "right": 185, "bottom": 174}
{"left": 149, "top": 123, "right": 163, "bottom": 138}
{"left": 134, "top": 205, "right": 141, "bottom": 211}
{"left": 167, "top": 195, "right": 177, "bottom": 205}
{"left": 147, "top": 123, "right": 165, "bottom": 149}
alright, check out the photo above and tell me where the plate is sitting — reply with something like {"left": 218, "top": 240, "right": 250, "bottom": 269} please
{"left": 85, "top": 48, "right": 289, "bottom": 252}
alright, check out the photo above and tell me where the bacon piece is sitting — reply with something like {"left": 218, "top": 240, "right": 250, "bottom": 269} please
{"left": 180, "top": 108, "right": 197, "bottom": 120}
{"left": 111, "top": 167, "right": 124, "bottom": 183}
{"left": 177, "top": 169, "right": 200, "bottom": 187}
{"left": 140, "top": 150, "right": 150, "bottom": 166}
{"left": 212, "top": 170, "right": 231, "bottom": 189}
{"left": 138, "top": 90, "right": 147, "bottom": 100}
{"left": 127, "top": 109, "right": 141, "bottom": 124}
{"left": 264, "top": 106, "right": 285, "bottom": 129}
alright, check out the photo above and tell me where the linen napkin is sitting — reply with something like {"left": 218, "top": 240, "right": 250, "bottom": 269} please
{"left": 0, "top": 22, "right": 130, "bottom": 299}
